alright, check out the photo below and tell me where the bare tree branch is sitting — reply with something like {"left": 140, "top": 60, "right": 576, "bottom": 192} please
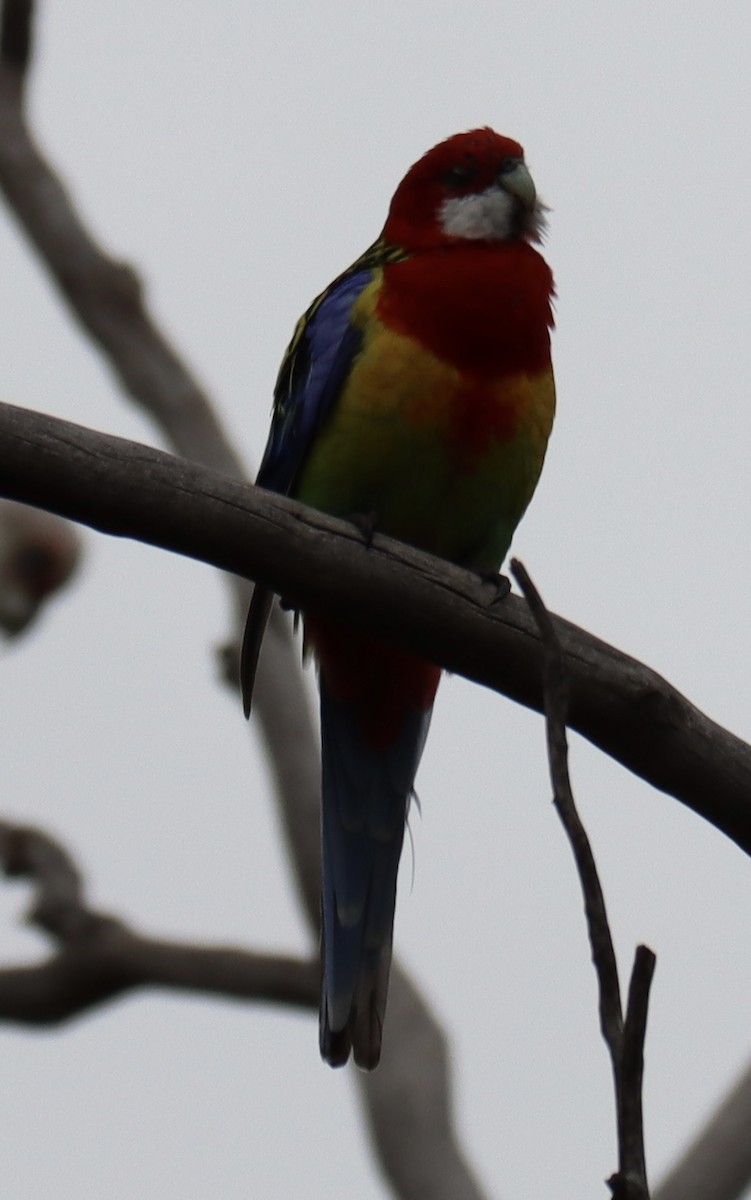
{"left": 511, "top": 561, "right": 624, "bottom": 1042}
{"left": 3, "top": 12, "right": 749, "bottom": 1199}
{"left": 654, "top": 1059, "right": 751, "bottom": 1200}
{"left": 0, "top": 2, "right": 242, "bottom": 481}
{"left": 512, "top": 561, "right": 654, "bottom": 1200}
{"left": 359, "top": 970, "right": 487, "bottom": 1200}
{"left": 0, "top": 820, "right": 319, "bottom": 1022}
{"left": 1, "top": 398, "right": 750, "bottom": 868}
{"left": 0, "top": 498, "right": 81, "bottom": 634}
{"left": 0, "top": 12, "right": 479, "bottom": 1197}
{"left": 617, "top": 947, "right": 655, "bottom": 1196}
{"left": 1, "top": 817, "right": 484, "bottom": 1196}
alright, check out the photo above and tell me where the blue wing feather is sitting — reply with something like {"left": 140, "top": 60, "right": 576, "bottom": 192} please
{"left": 240, "top": 260, "right": 380, "bottom": 716}
{"left": 256, "top": 268, "right": 371, "bottom": 496}
{"left": 241, "top": 238, "right": 408, "bottom": 714}
{"left": 255, "top": 233, "right": 409, "bottom": 499}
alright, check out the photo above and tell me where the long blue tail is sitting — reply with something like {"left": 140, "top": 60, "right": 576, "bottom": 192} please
{"left": 318, "top": 675, "right": 432, "bottom": 1069}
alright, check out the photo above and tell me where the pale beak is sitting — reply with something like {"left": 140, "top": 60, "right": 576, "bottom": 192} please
{"left": 499, "top": 160, "right": 537, "bottom": 212}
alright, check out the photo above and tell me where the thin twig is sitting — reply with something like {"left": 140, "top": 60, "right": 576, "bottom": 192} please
{"left": 511, "top": 559, "right": 653, "bottom": 1200}
{"left": 509, "top": 560, "right": 624, "bottom": 1059}
{"left": 615, "top": 947, "right": 656, "bottom": 1194}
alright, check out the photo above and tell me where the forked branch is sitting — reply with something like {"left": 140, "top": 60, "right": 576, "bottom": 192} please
{"left": 512, "top": 560, "right": 655, "bottom": 1200}
{"left": 0, "top": 820, "right": 319, "bottom": 1022}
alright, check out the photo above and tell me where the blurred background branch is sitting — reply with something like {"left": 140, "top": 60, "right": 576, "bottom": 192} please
{"left": 0, "top": 4, "right": 486, "bottom": 1197}
{"left": 654, "top": 1062, "right": 751, "bottom": 1200}
{"left": 0, "top": 499, "right": 81, "bottom": 635}
{"left": 0, "top": 819, "right": 319, "bottom": 1023}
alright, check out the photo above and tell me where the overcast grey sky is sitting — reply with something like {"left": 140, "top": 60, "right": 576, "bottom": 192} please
{"left": 1, "top": 2, "right": 751, "bottom": 1197}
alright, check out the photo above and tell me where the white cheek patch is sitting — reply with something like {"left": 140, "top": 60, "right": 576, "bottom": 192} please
{"left": 440, "top": 186, "right": 517, "bottom": 241}
{"left": 439, "top": 186, "right": 547, "bottom": 242}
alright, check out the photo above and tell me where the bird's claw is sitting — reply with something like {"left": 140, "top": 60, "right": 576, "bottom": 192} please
{"left": 482, "top": 571, "right": 511, "bottom": 604}
{"left": 347, "top": 511, "right": 378, "bottom": 547}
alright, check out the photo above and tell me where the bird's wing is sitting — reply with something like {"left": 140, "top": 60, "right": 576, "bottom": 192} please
{"left": 256, "top": 237, "right": 406, "bottom": 494}
{"left": 240, "top": 238, "right": 408, "bottom": 716}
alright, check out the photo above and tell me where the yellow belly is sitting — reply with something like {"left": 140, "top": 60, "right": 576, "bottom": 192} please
{"left": 297, "top": 297, "right": 555, "bottom": 570}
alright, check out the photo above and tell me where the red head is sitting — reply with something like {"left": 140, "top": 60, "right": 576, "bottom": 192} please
{"left": 382, "top": 127, "right": 545, "bottom": 253}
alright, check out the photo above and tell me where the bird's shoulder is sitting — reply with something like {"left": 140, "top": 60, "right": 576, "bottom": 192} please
{"left": 256, "top": 237, "right": 408, "bottom": 494}
{"left": 276, "top": 236, "right": 408, "bottom": 395}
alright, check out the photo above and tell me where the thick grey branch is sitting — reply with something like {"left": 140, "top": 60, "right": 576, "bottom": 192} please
{"left": 0, "top": 399, "right": 750, "bottom": 863}
{"left": 0, "top": 820, "right": 318, "bottom": 1023}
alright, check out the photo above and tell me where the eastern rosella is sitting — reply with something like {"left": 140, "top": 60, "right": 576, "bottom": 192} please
{"left": 242, "top": 128, "right": 555, "bottom": 1069}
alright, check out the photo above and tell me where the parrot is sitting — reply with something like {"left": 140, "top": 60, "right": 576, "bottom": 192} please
{"left": 241, "top": 127, "right": 555, "bottom": 1069}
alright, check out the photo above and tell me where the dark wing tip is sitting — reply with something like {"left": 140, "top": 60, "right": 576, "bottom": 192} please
{"left": 353, "top": 1035, "right": 381, "bottom": 1072}
{"left": 319, "top": 1009, "right": 352, "bottom": 1068}
{"left": 352, "top": 981, "right": 385, "bottom": 1071}
{"left": 239, "top": 586, "right": 273, "bottom": 718}
{"left": 319, "top": 999, "right": 383, "bottom": 1071}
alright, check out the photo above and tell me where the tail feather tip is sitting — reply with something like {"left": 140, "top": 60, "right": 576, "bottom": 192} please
{"left": 319, "top": 993, "right": 384, "bottom": 1071}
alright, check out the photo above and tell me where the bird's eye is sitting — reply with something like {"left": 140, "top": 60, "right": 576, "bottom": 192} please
{"left": 442, "top": 163, "right": 477, "bottom": 189}
{"left": 498, "top": 155, "right": 523, "bottom": 175}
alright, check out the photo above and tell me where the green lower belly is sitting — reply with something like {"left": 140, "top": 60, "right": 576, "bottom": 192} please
{"left": 296, "top": 409, "right": 547, "bottom": 572}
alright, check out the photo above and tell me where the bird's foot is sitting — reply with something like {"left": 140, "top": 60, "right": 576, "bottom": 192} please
{"left": 481, "top": 571, "right": 511, "bottom": 605}
{"left": 346, "top": 511, "right": 378, "bottom": 547}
